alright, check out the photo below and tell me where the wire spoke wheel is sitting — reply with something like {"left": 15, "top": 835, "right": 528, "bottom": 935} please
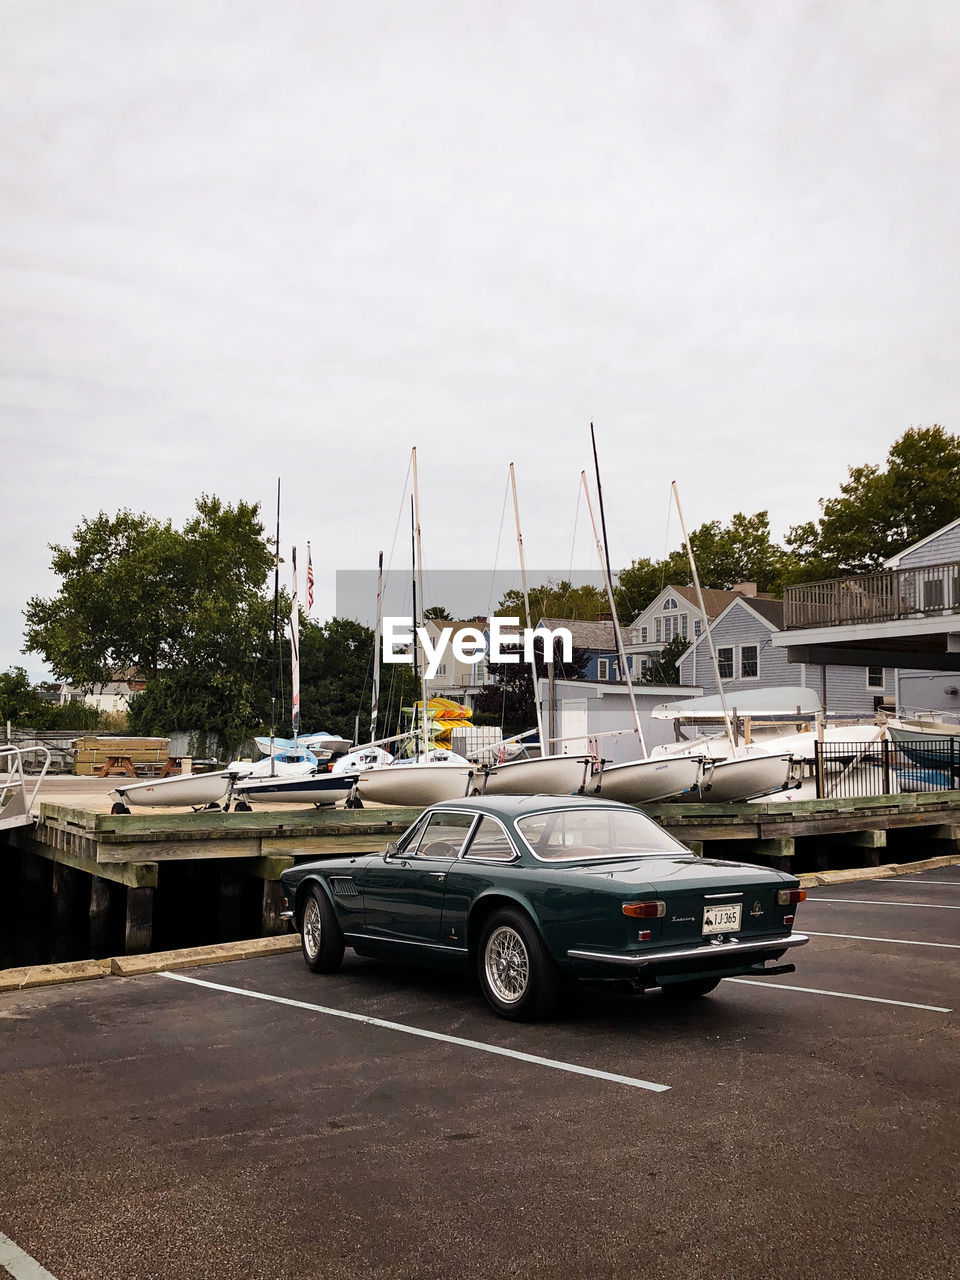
{"left": 302, "top": 895, "right": 323, "bottom": 961}
{"left": 484, "top": 925, "right": 530, "bottom": 1004}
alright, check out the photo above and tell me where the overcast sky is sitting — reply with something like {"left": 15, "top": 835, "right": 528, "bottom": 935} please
{"left": 3, "top": 1, "right": 959, "bottom": 678}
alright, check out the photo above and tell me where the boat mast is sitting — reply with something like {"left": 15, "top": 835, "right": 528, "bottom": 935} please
{"left": 290, "top": 545, "right": 300, "bottom": 744}
{"left": 410, "top": 496, "right": 419, "bottom": 754}
{"left": 269, "top": 477, "right": 280, "bottom": 777}
{"left": 671, "top": 480, "right": 737, "bottom": 754}
{"left": 581, "top": 469, "right": 647, "bottom": 755}
{"left": 411, "top": 447, "right": 430, "bottom": 756}
{"left": 370, "top": 549, "right": 383, "bottom": 742}
{"left": 508, "top": 463, "right": 546, "bottom": 753}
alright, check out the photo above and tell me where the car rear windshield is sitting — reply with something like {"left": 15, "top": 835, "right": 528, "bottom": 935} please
{"left": 516, "top": 807, "right": 690, "bottom": 861}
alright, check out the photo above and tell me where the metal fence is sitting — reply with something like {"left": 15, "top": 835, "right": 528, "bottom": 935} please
{"left": 784, "top": 559, "right": 960, "bottom": 629}
{"left": 813, "top": 738, "right": 960, "bottom": 798}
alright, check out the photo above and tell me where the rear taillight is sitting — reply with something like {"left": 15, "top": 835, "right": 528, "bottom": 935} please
{"left": 622, "top": 900, "right": 666, "bottom": 919}
{"left": 778, "top": 889, "right": 806, "bottom": 905}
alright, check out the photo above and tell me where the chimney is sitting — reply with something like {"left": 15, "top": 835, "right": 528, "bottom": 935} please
{"left": 733, "top": 582, "right": 758, "bottom": 597}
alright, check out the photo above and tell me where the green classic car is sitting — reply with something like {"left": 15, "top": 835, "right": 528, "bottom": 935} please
{"left": 280, "top": 795, "right": 809, "bottom": 1021}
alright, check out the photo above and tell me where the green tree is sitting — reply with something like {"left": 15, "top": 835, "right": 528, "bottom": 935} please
{"left": 25, "top": 495, "right": 275, "bottom": 754}
{"left": 496, "top": 579, "right": 608, "bottom": 628}
{"left": 0, "top": 667, "right": 44, "bottom": 725}
{"left": 422, "top": 605, "right": 452, "bottom": 621}
{"left": 615, "top": 511, "right": 786, "bottom": 621}
{"left": 23, "top": 495, "right": 274, "bottom": 684}
{"left": 638, "top": 636, "right": 690, "bottom": 686}
{"left": 785, "top": 426, "right": 960, "bottom": 578}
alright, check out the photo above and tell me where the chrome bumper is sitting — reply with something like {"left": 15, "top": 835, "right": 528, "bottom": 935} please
{"left": 567, "top": 932, "right": 809, "bottom": 968}
{"left": 280, "top": 909, "right": 295, "bottom": 921}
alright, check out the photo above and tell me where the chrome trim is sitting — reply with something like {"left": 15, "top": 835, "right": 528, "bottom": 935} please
{"left": 280, "top": 910, "right": 294, "bottom": 920}
{"left": 566, "top": 933, "right": 809, "bottom": 968}
{"left": 703, "top": 892, "right": 744, "bottom": 900}
{"left": 343, "top": 932, "right": 469, "bottom": 954}
{"left": 408, "top": 810, "right": 480, "bottom": 858}
{"left": 459, "top": 811, "right": 522, "bottom": 864}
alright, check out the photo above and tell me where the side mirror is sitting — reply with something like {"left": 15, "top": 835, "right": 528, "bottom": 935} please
{"left": 384, "top": 841, "right": 399, "bottom": 860}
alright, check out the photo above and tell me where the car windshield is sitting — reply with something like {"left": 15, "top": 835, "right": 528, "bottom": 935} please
{"left": 516, "top": 807, "right": 689, "bottom": 861}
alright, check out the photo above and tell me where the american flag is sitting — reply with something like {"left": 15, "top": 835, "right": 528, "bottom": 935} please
{"left": 306, "top": 542, "right": 314, "bottom": 612}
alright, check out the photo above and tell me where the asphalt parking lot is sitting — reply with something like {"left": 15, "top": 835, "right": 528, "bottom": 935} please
{"left": 1, "top": 868, "right": 958, "bottom": 1280}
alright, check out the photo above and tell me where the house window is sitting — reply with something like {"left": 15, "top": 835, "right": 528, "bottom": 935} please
{"left": 664, "top": 597, "right": 678, "bottom": 610}
{"left": 923, "top": 578, "right": 945, "bottom": 609}
{"left": 597, "top": 658, "right": 609, "bottom": 681}
{"left": 663, "top": 615, "right": 679, "bottom": 642}
{"left": 641, "top": 626, "right": 648, "bottom": 642}
{"left": 741, "top": 645, "right": 758, "bottom": 679}
{"left": 717, "top": 647, "right": 734, "bottom": 680}
{"left": 655, "top": 618, "right": 661, "bottom": 642}
{"left": 867, "top": 666, "right": 885, "bottom": 689}
{"left": 694, "top": 619, "right": 702, "bottom": 637}
{"left": 680, "top": 613, "right": 688, "bottom": 638}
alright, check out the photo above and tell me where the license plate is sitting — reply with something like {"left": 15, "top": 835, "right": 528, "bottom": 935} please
{"left": 702, "top": 903, "right": 742, "bottom": 935}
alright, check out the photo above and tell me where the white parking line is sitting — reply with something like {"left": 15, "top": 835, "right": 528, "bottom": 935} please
{"left": 727, "top": 978, "right": 951, "bottom": 1012}
{"left": 806, "top": 931, "right": 960, "bottom": 950}
{"left": 0, "top": 1231, "right": 59, "bottom": 1280}
{"left": 890, "top": 879, "right": 960, "bottom": 886}
{"left": 159, "top": 971, "right": 671, "bottom": 1093}
{"left": 806, "top": 897, "right": 960, "bottom": 909}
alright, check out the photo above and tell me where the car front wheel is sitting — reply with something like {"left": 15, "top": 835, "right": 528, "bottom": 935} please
{"left": 478, "top": 909, "right": 561, "bottom": 1021}
{"left": 300, "top": 887, "right": 345, "bottom": 974}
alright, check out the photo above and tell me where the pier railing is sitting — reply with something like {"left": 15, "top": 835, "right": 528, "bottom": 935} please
{"left": 814, "top": 738, "right": 960, "bottom": 798}
{"left": 0, "top": 744, "right": 51, "bottom": 830}
{"left": 784, "top": 559, "right": 960, "bottom": 629}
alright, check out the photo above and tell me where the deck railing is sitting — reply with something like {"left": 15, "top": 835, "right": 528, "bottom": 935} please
{"left": 784, "top": 559, "right": 960, "bottom": 630}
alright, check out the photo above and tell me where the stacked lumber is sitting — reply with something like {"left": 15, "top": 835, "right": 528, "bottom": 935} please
{"left": 73, "top": 736, "right": 169, "bottom": 776}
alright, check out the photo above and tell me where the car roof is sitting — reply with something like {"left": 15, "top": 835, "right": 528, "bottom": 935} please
{"left": 428, "top": 794, "right": 635, "bottom": 821}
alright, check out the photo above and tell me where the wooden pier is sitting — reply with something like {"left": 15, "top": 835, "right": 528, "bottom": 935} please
{"left": 6, "top": 790, "right": 960, "bottom": 961}
{"left": 7, "top": 803, "right": 422, "bottom": 959}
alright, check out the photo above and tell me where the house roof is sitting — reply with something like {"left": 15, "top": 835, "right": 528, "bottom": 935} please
{"left": 630, "top": 585, "right": 764, "bottom": 628}
{"left": 882, "top": 516, "right": 960, "bottom": 568}
{"left": 536, "top": 617, "right": 618, "bottom": 651}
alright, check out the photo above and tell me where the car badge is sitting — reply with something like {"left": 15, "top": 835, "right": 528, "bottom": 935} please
{"left": 751, "top": 901, "right": 763, "bottom": 917}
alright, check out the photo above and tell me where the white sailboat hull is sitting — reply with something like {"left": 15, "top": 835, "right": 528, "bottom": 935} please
{"left": 482, "top": 755, "right": 592, "bottom": 796}
{"left": 589, "top": 755, "right": 703, "bottom": 804}
{"left": 114, "top": 771, "right": 232, "bottom": 809}
{"left": 357, "top": 763, "right": 477, "bottom": 806}
{"left": 699, "top": 754, "right": 798, "bottom": 803}
{"left": 234, "top": 773, "right": 356, "bottom": 806}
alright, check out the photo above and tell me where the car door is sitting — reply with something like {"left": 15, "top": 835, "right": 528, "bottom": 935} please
{"left": 362, "top": 810, "right": 478, "bottom": 944}
{"left": 440, "top": 815, "right": 520, "bottom": 947}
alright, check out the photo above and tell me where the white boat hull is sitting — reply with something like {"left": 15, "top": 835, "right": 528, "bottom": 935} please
{"left": 699, "top": 754, "right": 798, "bottom": 803}
{"left": 234, "top": 773, "right": 356, "bottom": 806}
{"left": 357, "top": 763, "right": 477, "bottom": 806}
{"left": 589, "top": 755, "right": 703, "bottom": 804}
{"left": 482, "top": 755, "right": 592, "bottom": 796}
{"left": 114, "top": 772, "right": 232, "bottom": 809}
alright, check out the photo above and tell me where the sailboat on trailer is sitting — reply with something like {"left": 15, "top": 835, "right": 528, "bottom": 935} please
{"left": 356, "top": 449, "right": 476, "bottom": 805}
{"left": 481, "top": 463, "right": 594, "bottom": 796}
{"left": 575, "top": 437, "right": 704, "bottom": 804}
{"left": 647, "top": 482, "right": 801, "bottom": 802}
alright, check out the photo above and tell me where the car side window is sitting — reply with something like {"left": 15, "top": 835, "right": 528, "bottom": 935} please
{"left": 410, "top": 811, "right": 476, "bottom": 859}
{"left": 463, "top": 816, "right": 516, "bottom": 862}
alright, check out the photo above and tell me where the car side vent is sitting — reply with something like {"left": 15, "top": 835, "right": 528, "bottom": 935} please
{"left": 329, "top": 876, "right": 359, "bottom": 897}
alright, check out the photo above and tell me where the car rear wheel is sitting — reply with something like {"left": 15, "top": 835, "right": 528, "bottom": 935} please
{"left": 478, "top": 909, "right": 561, "bottom": 1021}
{"left": 660, "top": 978, "right": 721, "bottom": 999}
{"left": 300, "top": 887, "right": 345, "bottom": 974}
